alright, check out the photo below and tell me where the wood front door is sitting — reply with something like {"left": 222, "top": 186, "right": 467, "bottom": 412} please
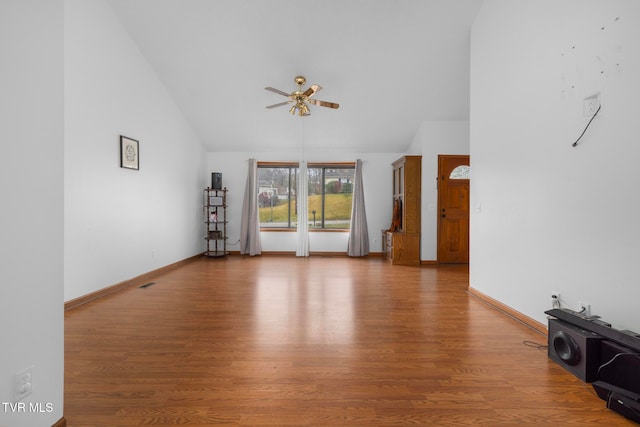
{"left": 438, "top": 155, "right": 470, "bottom": 264}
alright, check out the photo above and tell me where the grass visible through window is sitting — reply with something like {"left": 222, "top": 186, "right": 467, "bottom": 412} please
{"left": 260, "top": 193, "right": 352, "bottom": 229}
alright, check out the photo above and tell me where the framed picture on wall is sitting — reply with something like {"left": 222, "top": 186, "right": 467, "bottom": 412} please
{"left": 120, "top": 135, "right": 139, "bottom": 170}
{"left": 209, "top": 196, "right": 224, "bottom": 206}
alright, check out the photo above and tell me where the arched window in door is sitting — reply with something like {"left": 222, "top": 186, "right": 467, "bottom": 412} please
{"left": 449, "top": 165, "right": 470, "bottom": 179}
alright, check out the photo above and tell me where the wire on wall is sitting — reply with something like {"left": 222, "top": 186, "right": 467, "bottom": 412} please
{"left": 572, "top": 105, "right": 602, "bottom": 147}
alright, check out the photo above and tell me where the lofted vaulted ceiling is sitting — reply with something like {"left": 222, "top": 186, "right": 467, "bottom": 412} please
{"left": 108, "top": 0, "right": 482, "bottom": 153}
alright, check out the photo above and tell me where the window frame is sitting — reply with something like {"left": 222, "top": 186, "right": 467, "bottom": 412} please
{"left": 257, "top": 161, "right": 355, "bottom": 232}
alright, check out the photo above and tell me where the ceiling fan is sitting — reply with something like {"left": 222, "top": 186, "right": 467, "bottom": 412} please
{"left": 265, "top": 76, "right": 339, "bottom": 116}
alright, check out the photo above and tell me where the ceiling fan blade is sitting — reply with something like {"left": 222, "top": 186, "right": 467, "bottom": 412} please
{"left": 265, "top": 86, "right": 291, "bottom": 97}
{"left": 307, "top": 99, "right": 339, "bottom": 109}
{"left": 302, "top": 84, "right": 322, "bottom": 97}
{"left": 265, "top": 101, "right": 292, "bottom": 109}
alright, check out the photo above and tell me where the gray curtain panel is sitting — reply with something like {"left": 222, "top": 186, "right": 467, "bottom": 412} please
{"left": 348, "top": 159, "right": 370, "bottom": 257}
{"left": 240, "top": 158, "right": 262, "bottom": 256}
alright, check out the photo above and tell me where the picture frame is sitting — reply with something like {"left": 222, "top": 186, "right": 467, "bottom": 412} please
{"left": 209, "top": 196, "right": 224, "bottom": 206}
{"left": 120, "top": 135, "right": 139, "bottom": 170}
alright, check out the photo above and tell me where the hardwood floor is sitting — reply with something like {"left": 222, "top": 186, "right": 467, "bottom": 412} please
{"left": 64, "top": 256, "right": 634, "bottom": 426}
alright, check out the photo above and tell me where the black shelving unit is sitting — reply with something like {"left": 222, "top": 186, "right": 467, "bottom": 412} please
{"left": 204, "top": 187, "right": 228, "bottom": 258}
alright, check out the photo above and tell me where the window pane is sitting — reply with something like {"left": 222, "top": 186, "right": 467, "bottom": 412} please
{"left": 449, "top": 165, "right": 470, "bottom": 180}
{"left": 319, "top": 168, "right": 355, "bottom": 229}
{"left": 258, "top": 167, "right": 298, "bottom": 228}
{"left": 308, "top": 167, "right": 323, "bottom": 228}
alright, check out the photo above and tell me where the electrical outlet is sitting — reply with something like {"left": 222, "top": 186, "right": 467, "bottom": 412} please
{"left": 583, "top": 93, "right": 600, "bottom": 116}
{"left": 579, "top": 301, "right": 591, "bottom": 316}
{"left": 14, "top": 366, "right": 33, "bottom": 401}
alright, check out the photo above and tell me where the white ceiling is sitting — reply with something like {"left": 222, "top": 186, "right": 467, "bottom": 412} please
{"left": 108, "top": 0, "right": 482, "bottom": 153}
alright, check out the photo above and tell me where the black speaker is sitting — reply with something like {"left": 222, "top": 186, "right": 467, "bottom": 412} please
{"left": 593, "top": 381, "right": 640, "bottom": 424}
{"left": 598, "top": 340, "right": 640, "bottom": 394}
{"left": 211, "top": 172, "right": 222, "bottom": 190}
{"left": 548, "top": 318, "right": 602, "bottom": 382}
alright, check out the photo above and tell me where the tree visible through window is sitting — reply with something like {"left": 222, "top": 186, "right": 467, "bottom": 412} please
{"left": 257, "top": 163, "right": 355, "bottom": 230}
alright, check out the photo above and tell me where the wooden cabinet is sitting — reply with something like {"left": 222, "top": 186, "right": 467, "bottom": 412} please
{"left": 204, "top": 187, "right": 228, "bottom": 258}
{"left": 383, "top": 155, "right": 421, "bottom": 265}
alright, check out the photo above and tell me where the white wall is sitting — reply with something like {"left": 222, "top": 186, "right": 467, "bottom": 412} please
{"left": 0, "top": 1, "right": 64, "bottom": 426}
{"left": 64, "top": 0, "right": 206, "bottom": 301}
{"left": 206, "top": 150, "right": 404, "bottom": 254}
{"left": 470, "top": 0, "right": 640, "bottom": 330}
{"left": 408, "top": 121, "right": 470, "bottom": 261}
